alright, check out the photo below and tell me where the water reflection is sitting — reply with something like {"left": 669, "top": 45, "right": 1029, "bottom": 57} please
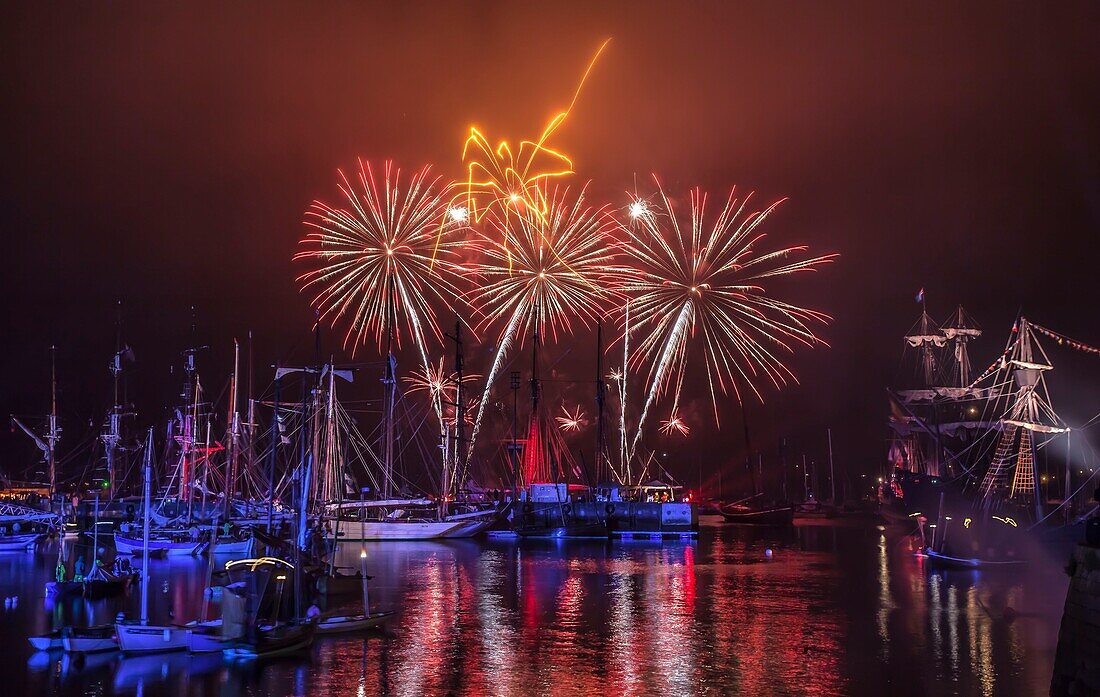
{"left": 3, "top": 521, "right": 1067, "bottom": 696}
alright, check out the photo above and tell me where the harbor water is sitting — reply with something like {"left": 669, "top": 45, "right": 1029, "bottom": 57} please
{"left": 1, "top": 518, "right": 1068, "bottom": 696}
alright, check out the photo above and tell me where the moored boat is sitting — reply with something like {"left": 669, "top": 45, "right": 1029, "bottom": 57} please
{"left": 720, "top": 502, "right": 795, "bottom": 525}
{"left": 115, "top": 622, "right": 190, "bottom": 654}
{"left": 114, "top": 532, "right": 204, "bottom": 556}
{"left": 223, "top": 620, "right": 316, "bottom": 660}
{"left": 62, "top": 625, "right": 119, "bottom": 653}
{"left": 316, "top": 611, "right": 392, "bottom": 635}
{"left": 28, "top": 630, "right": 64, "bottom": 651}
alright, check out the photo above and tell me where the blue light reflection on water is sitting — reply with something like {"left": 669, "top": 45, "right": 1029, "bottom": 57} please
{"left": 1, "top": 520, "right": 1067, "bottom": 696}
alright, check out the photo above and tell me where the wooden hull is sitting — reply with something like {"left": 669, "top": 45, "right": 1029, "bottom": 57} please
{"left": 316, "top": 611, "right": 392, "bottom": 635}
{"left": 116, "top": 622, "right": 190, "bottom": 654}
{"left": 720, "top": 505, "right": 795, "bottom": 526}
{"left": 223, "top": 622, "right": 315, "bottom": 660}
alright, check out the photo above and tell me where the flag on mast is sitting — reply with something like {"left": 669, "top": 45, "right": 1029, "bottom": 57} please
{"left": 915, "top": 288, "right": 925, "bottom": 303}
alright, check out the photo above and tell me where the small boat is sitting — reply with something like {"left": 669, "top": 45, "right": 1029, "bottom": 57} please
{"left": 209, "top": 534, "right": 254, "bottom": 556}
{"left": 0, "top": 533, "right": 42, "bottom": 551}
{"left": 114, "top": 533, "right": 204, "bottom": 557}
{"left": 316, "top": 611, "right": 392, "bottom": 635}
{"left": 115, "top": 622, "right": 190, "bottom": 654}
{"left": 186, "top": 619, "right": 224, "bottom": 653}
{"left": 720, "top": 503, "right": 794, "bottom": 525}
{"left": 793, "top": 499, "right": 836, "bottom": 519}
{"left": 46, "top": 567, "right": 134, "bottom": 600}
{"left": 28, "top": 630, "right": 64, "bottom": 651}
{"left": 62, "top": 625, "right": 119, "bottom": 653}
{"left": 223, "top": 620, "right": 316, "bottom": 660}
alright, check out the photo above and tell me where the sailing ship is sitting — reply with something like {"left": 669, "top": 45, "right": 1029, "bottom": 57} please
{"left": 884, "top": 300, "right": 1092, "bottom": 565}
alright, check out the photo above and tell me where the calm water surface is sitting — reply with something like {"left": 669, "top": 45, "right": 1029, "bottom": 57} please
{"left": 0, "top": 519, "right": 1068, "bottom": 696}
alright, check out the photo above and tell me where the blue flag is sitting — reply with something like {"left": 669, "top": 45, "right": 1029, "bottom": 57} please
{"left": 915, "top": 288, "right": 925, "bottom": 303}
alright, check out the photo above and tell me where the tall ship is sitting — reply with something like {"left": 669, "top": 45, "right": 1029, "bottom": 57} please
{"left": 882, "top": 299, "right": 1094, "bottom": 565}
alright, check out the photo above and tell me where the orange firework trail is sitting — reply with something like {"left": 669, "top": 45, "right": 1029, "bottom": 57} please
{"left": 623, "top": 175, "right": 836, "bottom": 459}
{"left": 432, "top": 39, "right": 611, "bottom": 269}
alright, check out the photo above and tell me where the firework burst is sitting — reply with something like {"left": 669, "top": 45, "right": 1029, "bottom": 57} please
{"left": 623, "top": 175, "right": 835, "bottom": 456}
{"left": 403, "top": 357, "right": 481, "bottom": 428}
{"left": 465, "top": 184, "right": 625, "bottom": 455}
{"left": 295, "top": 160, "right": 465, "bottom": 363}
{"left": 659, "top": 415, "right": 690, "bottom": 436}
{"left": 556, "top": 404, "right": 587, "bottom": 433}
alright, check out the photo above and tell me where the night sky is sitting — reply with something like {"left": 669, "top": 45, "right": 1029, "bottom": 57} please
{"left": 2, "top": 2, "right": 1098, "bottom": 495}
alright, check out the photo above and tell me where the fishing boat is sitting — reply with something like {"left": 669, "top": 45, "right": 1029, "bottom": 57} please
{"left": 720, "top": 502, "right": 795, "bottom": 525}
{"left": 62, "top": 625, "right": 119, "bottom": 653}
{"left": 116, "top": 431, "right": 191, "bottom": 655}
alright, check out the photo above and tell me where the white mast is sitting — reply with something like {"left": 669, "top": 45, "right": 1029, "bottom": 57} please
{"left": 48, "top": 346, "right": 59, "bottom": 497}
{"left": 140, "top": 428, "right": 153, "bottom": 625}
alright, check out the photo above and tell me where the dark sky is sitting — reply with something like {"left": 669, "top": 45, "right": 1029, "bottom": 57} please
{"left": 2, "top": 2, "right": 1098, "bottom": 495}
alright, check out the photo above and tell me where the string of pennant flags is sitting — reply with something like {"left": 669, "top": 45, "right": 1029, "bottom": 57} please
{"left": 966, "top": 333, "right": 1017, "bottom": 390}
{"left": 1031, "top": 323, "right": 1100, "bottom": 357}
{"left": 965, "top": 320, "right": 1100, "bottom": 390}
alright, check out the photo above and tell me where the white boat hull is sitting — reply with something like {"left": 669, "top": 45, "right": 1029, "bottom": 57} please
{"left": 63, "top": 631, "right": 118, "bottom": 653}
{"left": 324, "top": 519, "right": 469, "bottom": 541}
{"left": 210, "top": 537, "right": 254, "bottom": 556}
{"left": 0, "top": 533, "right": 41, "bottom": 551}
{"left": 116, "top": 623, "right": 190, "bottom": 654}
{"left": 29, "top": 633, "right": 63, "bottom": 651}
{"left": 114, "top": 533, "right": 204, "bottom": 557}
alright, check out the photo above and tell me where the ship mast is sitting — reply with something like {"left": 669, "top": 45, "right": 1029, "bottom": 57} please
{"left": 48, "top": 345, "right": 59, "bottom": 496}
{"left": 223, "top": 338, "right": 240, "bottom": 520}
{"left": 594, "top": 321, "right": 607, "bottom": 484}
{"left": 102, "top": 303, "right": 136, "bottom": 496}
{"left": 941, "top": 305, "right": 981, "bottom": 387}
